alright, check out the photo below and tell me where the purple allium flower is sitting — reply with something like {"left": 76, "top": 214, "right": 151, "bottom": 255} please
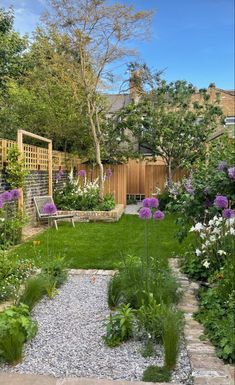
{"left": 42, "top": 203, "right": 57, "bottom": 215}
{"left": 142, "top": 198, "right": 151, "bottom": 207}
{"left": 1, "top": 191, "right": 12, "bottom": 202}
{"left": 77, "top": 169, "right": 86, "bottom": 177}
{"left": 0, "top": 198, "right": 4, "bottom": 209}
{"left": 149, "top": 197, "right": 159, "bottom": 208}
{"left": 228, "top": 167, "right": 235, "bottom": 180}
{"left": 217, "top": 161, "right": 227, "bottom": 171}
{"left": 107, "top": 168, "right": 112, "bottom": 177}
{"left": 10, "top": 189, "right": 21, "bottom": 200}
{"left": 222, "top": 208, "right": 235, "bottom": 219}
{"left": 214, "top": 195, "right": 229, "bottom": 209}
{"left": 153, "top": 210, "right": 165, "bottom": 221}
{"left": 139, "top": 207, "right": 152, "bottom": 219}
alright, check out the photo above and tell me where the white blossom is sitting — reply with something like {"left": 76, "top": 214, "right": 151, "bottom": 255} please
{"left": 195, "top": 249, "right": 202, "bottom": 256}
{"left": 203, "top": 260, "right": 210, "bottom": 269}
{"left": 217, "top": 250, "right": 226, "bottom": 256}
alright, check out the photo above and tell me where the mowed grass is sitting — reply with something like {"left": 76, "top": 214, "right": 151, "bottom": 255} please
{"left": 10, "top": 214, "right": 192, "bottom": 269}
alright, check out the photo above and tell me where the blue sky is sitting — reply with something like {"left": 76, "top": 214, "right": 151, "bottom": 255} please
{"left": 2, "top": 0, "right": 234, "bottom": 89}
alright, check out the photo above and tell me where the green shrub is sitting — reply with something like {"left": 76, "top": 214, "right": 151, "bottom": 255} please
{"left": 18, "top": 275, "right": 47, "bottom": 310}
{"left": 137, "top": 293, "right": 163, "bottom": 341}
{"left": 142, "top": 365, "right": 171, "bottom": 382}
{"left": 141, "top": 339, "right": 156, "bottom": 358}
{"left": 42, "top": 256, "right": 67, "bottom": 288}
{"left": 163, "top": 307, "right": 182, "bottom": 370}
{"left": 103, "top": 304, "right": 135, "bottom": 347}
{"left": 0, "top": 304, "right": 37, "bottom": 364}
{"left": 0, "top": 254, "right": 35, "bottom": 303}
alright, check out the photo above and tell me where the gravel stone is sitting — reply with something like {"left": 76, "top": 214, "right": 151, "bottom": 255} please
{"left": 2, "top": 274, "right": 192, "bottom": 383}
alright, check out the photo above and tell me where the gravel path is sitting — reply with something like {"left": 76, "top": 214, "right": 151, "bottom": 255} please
{"left": 3, "top": 274, "right": 192, "bottom": 383}
{"left": 124, "top": 203, "right": 142, "bottom": 215}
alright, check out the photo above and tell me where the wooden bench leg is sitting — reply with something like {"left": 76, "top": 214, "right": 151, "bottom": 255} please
{"left": 71, "top": 218, "right": 75, "bottom": 228}
{"left": 54, "top": 220, "right": 58, "bottom": 230}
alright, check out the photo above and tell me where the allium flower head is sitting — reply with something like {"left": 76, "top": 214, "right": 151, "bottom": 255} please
{"left": 228, "top": 167, "right": 235, "bottom": 180}
{"left": 77, "top": 169, "right": 86, "bottom": 177}
{"left": 10, "top": 189, "right": 20, "bottom": 200}
{"left": 217, "top": 161, "right": 227, "bottom": 171}
{"left": 139, "top": 207, "right": 152, "bottom": 219}
{"left": 153, "top": 210, "right": 165, "bottom": 221}
{"left": 1, "top": 191, "right": 12, "bottom": 202}
{"left": 214, "top": 195, "right": 228, "bottom": 209}
{"left": 149, "top": 197, "right": 159, "bottom": 208}
{"left": 42, "top": 203, "right": 57, "bottom": 215}
{"left": 107, "top": 168, "right": 112, "bottom": 177}
{"left": 142, "top": 198, "right": 151, "bottom": 207}
{"left": 222, "top": 208, "right": 235, "bottom": 219}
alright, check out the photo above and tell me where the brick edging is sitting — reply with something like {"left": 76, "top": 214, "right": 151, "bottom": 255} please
{"left": 169, "top": 258, "right": 234, "bottom": 385}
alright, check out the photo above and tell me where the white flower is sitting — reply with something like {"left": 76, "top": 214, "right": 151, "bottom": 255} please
{"left": 210, "top": 236, "right": 216, "bottom": 242}
{"left": 217, "top": 250, "right": 226, "bottom": 256}
{"left": 203, "top": 260, "right": 210, "bottom": 269}
{"left": 212, "top": 228, "right": 221, "bottom": 235}
{"left": 195, "top": 249, "right": 202, "bottom": 256}
{"left": 189, "top": 226, "right": 195, "bottom": 232}
{"left": 230, "top": 228, "right": 235, "bottom": 235}
{"left": 200, "top": 233, "right": 206, "bottom": 239}
{"left": 194, "top": 222, "right": 205, "bottom": 232}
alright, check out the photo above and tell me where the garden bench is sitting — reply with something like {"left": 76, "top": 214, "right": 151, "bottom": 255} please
{"left": 34, "top": 195, "right": 75, "bottom": 230}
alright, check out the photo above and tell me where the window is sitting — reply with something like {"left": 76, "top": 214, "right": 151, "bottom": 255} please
{"left": 225, "top": 116, "right": 235, "bottom": 125}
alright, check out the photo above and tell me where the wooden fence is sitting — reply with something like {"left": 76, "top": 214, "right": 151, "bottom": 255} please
{"left": 0, "top": 138, "right": 80, "bottom": 171}
{"left": 145, "top": 165, "right": 186, "bottom": 197}
{"left": 83, "top": 164, "right": 127, "bottom": 205}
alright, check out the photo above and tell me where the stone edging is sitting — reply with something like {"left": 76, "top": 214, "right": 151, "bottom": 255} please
{"left": 169, "top": 258, "right": 234, "bottom": 385}
{"left": 68, "top": 269, "right": 117, "bottom": 276}
{"left": 59, "top": 204, "right": 124, "bottom": 222}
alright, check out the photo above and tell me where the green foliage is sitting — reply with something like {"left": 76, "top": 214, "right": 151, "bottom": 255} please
{"left": 195, "top": 259, "right": 235, "bottom": 363}
{"left": 140, "top": 339, "right": 156, "bottom": 358}
{"left": 0, "top": 206, "right": 25, "bottom": 249}
{"left": 137, "top": 293, "right": 163, "bottom": 341}
{"left": 5, "top": 146, "right": 28, "bottom": 189}
{"left": 0, "top": 303, "right": 37, "bottom": 364}
{"left": 103, "top": 304, "right": 135, "bottom": 347}
{"left": 108, "top": 255, "right": 179, "bottom": 310}
{"left": 0, "top": 254, "right": 35, "bottom": 302}
{"left": 18, "top": 275, "right": 47, "bottom": 310}
{"left": 142, "top": 365, "right": 171, "bottom": 382}
{"left": 41, "top": 256, "right": 68, "bottom": 288}
{"left": 163, "top": 307, "right": 182, "bottom": 369}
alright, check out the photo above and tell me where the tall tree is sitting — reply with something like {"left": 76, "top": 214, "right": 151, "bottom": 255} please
{"left": 44, "top": 0, "right": 153, "bottom": 199}
{"left": 117, "top": 66, "right": 224, "bottom": 186}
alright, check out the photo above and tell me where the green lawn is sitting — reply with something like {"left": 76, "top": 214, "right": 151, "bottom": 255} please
{"left": 10, "top": 214, "right": 192, "bottom": 269}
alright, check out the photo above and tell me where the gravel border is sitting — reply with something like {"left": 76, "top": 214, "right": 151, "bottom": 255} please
{"left": 2, "top": 273, "right": 192, "bottom": 383}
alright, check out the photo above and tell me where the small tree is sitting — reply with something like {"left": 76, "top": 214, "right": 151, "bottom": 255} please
{"left": 120, "top": 66, "right": 224, "bottom": 186}
{"left": 44, "top": 0, "right": 152, "bottom": 199}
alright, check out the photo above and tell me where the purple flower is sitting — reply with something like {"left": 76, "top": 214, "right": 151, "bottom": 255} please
{"left": 153, "top": 210, "right": 165, "bottom": 221}
{"left": 217, "top": 161, "right": 227, "bottom": 171}
{"left": 0, "top": 198, "right": 4, "bottom": 209}
{"left": 214, "top": 195, "right": 228, "bottom": 209}
{"left": 77, "top": 169, "right": 86, "bottom": 177}
{"left": 139, "top": 207, "right": 152, "bottom": 219}
{"left": 56, "top": 170, "right": 64, "bottom": 181}
{"left": 228, "top": 167, "right": 235, "bottom": 180}
{"left": 42, "top": 203, "right": 57, "bottom": 215}
{"left": 149, "top": 197, "right": 159, "bottom": 208}
{"left": 142, "top": 198, "right": 151, "bottom": 207}
{"left": 222, "top": 208, "right": 235, "bottom": 219}
{"left": 185, "top": 183, "right": 194, "bottom": 195}
{"left": 0, "top": 191, "right": 12, "bottom": 202}
{"left": 10, "top": 189, "right": 21, "bottom": 200}
{"left": 107, "top": 168, "right": 112, "bottom": 177}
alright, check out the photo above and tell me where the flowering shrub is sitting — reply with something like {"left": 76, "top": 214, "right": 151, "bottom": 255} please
{"left": 0, "top": 189, "right": 25, "bottom": 249}
{"left": 0, "top": 254, "right": 36, "bottom": 302}
{"left": 54, "top": 169, "right": 115, "bottom": 211}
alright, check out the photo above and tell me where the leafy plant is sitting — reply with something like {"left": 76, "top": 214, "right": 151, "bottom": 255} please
{"left": 0, "top": 304, "right": 37, "bottom": 364}
{"left": 5, "top": 146, "right": 29, "bottom": 189}
{"left": 163, "top": 307, "right": 182, "bottom": 370}
{"left": 103, "top": 304, "right": 135, "bottom": 347}
{"left": 137, "top": 293, "right": 163, "bottom": 341}
{"left": 18, "top": 275, "right": 47, "bottom": 310}
{"left": 142, "top": 365, "right": 171, "bottom": 382}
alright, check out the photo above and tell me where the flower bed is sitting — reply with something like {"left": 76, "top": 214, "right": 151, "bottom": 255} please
{"left": 59, "top": 203, "right": 124, "bottom": 222}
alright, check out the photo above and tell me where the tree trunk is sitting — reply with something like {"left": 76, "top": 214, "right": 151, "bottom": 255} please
{"left": 167, "top": 159, "right": 173, "bottom": 188}
{"left": 87, "top": 107, "right": 104, "bottom": 201}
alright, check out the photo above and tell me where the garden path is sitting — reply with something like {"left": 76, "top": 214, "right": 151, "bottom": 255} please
{"left": 124, "top": 203, "right": 141, "bottom": 215}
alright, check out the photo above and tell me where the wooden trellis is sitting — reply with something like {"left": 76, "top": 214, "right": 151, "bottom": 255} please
{"left": 17, "top": 130, "right": 53, "bottom": 211}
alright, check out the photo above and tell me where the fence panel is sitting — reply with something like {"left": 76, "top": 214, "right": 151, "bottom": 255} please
{"left": 145, "top": 165, "right": 186, "bottom": 197}
{"left": 83, "top": 164, "right": 127, "bottom": 205}
{"left": 127, "top": 159, "right": 146, "bottom": 195}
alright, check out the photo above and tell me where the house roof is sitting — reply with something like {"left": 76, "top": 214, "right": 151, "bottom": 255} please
{"left": 105, "top": 94, "right": 132, "bottom": 113}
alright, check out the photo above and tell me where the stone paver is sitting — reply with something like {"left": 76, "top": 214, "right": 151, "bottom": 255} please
{"left": 0, "top": 374, "right": 181, "bottom": 385}
{"left": 169, "top": 258, "right": 233, "bottom": 385}
{"left": 124, "top": 203, "right": 142, "bottom": 215}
